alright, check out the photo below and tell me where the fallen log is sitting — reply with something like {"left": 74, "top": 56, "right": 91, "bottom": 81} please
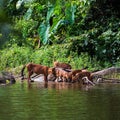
{"left": 92, "top": 67, "right": 120, "bottom": 77}
{"left": 91, "top": 67, "right": 120, "bottom": 83}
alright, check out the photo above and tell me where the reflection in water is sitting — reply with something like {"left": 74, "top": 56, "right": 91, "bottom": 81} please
{"left": 0, "top": 81, "right": 120, "bottom": 120}
{"left": 29, "top": 81, "right": 93, "bottom": 91}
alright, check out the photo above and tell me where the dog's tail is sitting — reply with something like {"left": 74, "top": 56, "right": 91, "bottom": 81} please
{"left": 21, "top": 65, "right": 26, "bottom": 80}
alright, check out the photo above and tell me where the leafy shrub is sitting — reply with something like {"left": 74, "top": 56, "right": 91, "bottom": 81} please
{"left": 0, "top": 45, "right": 31, "bottom": 70}
{"left": 0, "top": 44, "right": 104, "bottom": 71}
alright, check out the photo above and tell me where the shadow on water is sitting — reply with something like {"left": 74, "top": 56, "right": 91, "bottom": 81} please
{"left": 0, "top": 80, "right": 120, "bottom": 120}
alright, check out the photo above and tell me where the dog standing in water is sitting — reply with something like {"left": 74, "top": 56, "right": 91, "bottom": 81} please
{"left": 21, "top": 63, "right": 51, "bottom": 84}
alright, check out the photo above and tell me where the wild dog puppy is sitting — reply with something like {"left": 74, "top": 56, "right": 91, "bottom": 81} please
{"left": 21, "top": 63, "right": 51, "bottom": 83}
{"left": 53, "top": 61, "right": 72, "bottom": 69}
{"left": 63, "top": 69, "right": 82, "bottom": 82}
{"left": 62, "top": 70, "right": 72, "bottom": 82}
{"left": 68, "top": 69, "right": 88, "bottom": 82}
{"left": 71, "top": 67, "right": 88, "bottom": 76}
{"left": 55, "top": 68, "right": 72, "bottom": 82}
{"left": 48, "top": 67, "right": 72, "bottom": 82}
{"left": 72, "top": 71, "right": 93, "bottom": 84}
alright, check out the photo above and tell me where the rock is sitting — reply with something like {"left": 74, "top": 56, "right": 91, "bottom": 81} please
{"left": 0, "top": 71, "right": 16, "bottom": 84}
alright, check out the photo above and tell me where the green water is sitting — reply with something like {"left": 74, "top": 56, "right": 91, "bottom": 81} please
{"left": 0, "top": 81, "right": 120, "bottom": 120}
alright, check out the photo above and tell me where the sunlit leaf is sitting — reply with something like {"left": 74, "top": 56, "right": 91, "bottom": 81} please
{"left": 16, "top": 0, "right": 24, "bottom": 9}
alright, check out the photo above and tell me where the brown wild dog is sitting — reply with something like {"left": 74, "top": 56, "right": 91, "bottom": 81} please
{"left": 21, "top": 63, "right": 51, "bottom": 83}
{"left": 49, "top": 67, "right": 72, "bottom": 82}
{"left": 60, "top": 69, "right": 72, "bottom": 82}
{"left": 53, "top": 61, "right": 72, "bottom": 69}
{"left": 71, "top": 69, "right": 82, "bottom": 76}
{"left": 69, "top": 69, "right": 88, "bottom": 82}
{"left": 71, "top": 67, "right": 88, "bottom": 76}
{"left": 48, "top": 67, "right": 89, "bottom": 82}
{"left": 55, "top": 68, "right": 72, "bottom": 82}
{"left": 72, "top": 71, "right": 93, "bottom": 84}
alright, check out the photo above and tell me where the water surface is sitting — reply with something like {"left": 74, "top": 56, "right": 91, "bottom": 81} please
{"left": 0, "top": 81, "right": 120, "bottom": 120}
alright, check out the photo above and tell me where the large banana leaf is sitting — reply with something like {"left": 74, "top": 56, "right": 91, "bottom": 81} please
{"left": 38, "top": 23, "right": 50, "bottom": 45}
{"left": 46, "top": 4, "right": 54, "bottom": 23}
{"left": 38, "top": 4, "right": 54, "bottom": 45}
{"left": 65, "top": 3, "right": 76, "bottom": 24}
{"left": 38, "top": 2, "right": 76, "bottom": 45}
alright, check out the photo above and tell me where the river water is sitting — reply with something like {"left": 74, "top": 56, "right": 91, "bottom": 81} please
{"left": 0, "top": 81, "right": 120, "bottom": 120}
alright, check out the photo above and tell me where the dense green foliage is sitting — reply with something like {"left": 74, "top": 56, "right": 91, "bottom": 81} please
{"left": 0, "top": 45, "right": 104, "bottom": 71}
{"left": 0, "top": 0, "right": 120, "bottom": 71}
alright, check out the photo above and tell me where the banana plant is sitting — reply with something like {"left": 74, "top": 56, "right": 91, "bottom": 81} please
{"left": 38, "top": 1, "right": 76, "bottom": 45}
{"left": 9, "top": 0, "right": 76, "bottom": 45}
